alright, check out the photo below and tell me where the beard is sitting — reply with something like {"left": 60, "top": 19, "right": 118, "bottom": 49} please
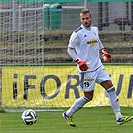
{"left": 83, "top": 22, "right": 91, "bottom": 27}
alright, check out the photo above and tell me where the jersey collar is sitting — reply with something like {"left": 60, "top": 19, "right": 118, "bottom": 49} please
{"left": 81, "top": 24, "right": 91, "bottom": 31}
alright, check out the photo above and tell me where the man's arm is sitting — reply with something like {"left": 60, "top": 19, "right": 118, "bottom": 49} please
{"left": 67, "top": 47, "right": 89, "bottom": 71}
{"left": 67, "top": 47, "right": 78, "bottom": 61}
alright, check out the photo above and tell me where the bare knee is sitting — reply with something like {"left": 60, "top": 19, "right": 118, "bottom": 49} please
{"left": 84, "top": 91, "right": 94, "bottom": 100}
{"left": 100, "top": 80, "right": 113, "bottom": 90}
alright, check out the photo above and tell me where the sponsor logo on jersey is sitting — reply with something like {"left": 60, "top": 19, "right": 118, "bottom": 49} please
{"left": 84, "top": 78, "right": 94, "bottom": 81}
{"left": 87, "top": 38, "right": 98, "bottom": 46}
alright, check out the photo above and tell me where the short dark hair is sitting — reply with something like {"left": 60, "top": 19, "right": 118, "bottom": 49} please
{"left": 80, "top": 9, "right": 92, "bottom": 18}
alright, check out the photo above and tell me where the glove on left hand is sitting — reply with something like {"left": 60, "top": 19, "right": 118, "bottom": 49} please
{"left": 102, "top": 50, "right": 111, "bottom": 62}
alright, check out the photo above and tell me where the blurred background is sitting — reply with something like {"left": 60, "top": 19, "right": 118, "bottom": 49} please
{"left": 0, "top": 0, "right": 133, "bottom": 109}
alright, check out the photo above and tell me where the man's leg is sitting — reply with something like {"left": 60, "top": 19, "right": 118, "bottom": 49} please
{"left": 101, "top": 80, "right": 122, "bottom": 120}
{"left": 62, "top": 91, "right": 93, "bottom": 127}
{"left": 66, "top": 91, "right": 93, "bottom": 117}
{"left": 101, "top": 80, "right": 133, "bottom": 125}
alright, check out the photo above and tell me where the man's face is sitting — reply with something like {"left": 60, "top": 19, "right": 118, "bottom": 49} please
{"left": 80, "top": 13, "right": 92, "bottom": 27}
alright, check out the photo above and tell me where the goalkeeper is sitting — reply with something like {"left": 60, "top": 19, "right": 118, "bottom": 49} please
{"left": 62, "top": 9, "right": 133, "bottom": 127}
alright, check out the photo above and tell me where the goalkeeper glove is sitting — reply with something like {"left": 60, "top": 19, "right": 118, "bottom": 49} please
{"left": 101, "top": 49, "right": 111, "bottom": 62}
{"left": 75, "top": 58, "right": 89, "bottom": 71}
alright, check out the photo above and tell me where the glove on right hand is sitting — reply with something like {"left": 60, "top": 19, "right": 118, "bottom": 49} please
{"left": 75, "top": 58, "right": 89, "bottom": 71}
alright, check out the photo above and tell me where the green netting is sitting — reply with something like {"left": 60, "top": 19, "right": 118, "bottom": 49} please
{"left": 89, "top": 0, "right": 133, "bottom": 1}
{"left": 1, "top": 0, "right": 12, "bottom": 2}
{"left": 43, "top": 0, "right": 82, "bottom": 2}
{"left": 0, "top": 0, "right": 83, "bottom": 3}
{"left": 1, "top": 0, "right": 133, "bottom": 3}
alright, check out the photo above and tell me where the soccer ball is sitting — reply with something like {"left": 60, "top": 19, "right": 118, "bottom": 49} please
{"left": 21, "top": 109, "right": 38, "bottom": 125}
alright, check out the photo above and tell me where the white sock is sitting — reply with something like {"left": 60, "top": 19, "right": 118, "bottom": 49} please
{"left": 66, "top": 96, "right": 91, "bottom": 117}
{"left": 107, "top": 86, "right": 122, "bottom": 120}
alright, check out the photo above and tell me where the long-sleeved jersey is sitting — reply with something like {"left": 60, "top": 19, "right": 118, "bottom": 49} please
{"left": 68, "top": 25, "right": 104, "bottom": 72}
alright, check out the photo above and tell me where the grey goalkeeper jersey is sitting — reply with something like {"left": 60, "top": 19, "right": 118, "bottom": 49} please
{"left": 68, "top": 25, "right": 104, "bottom": 72}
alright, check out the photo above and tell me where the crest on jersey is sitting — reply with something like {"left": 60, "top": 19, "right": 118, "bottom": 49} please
{"left": 87, "top": 38, "right": 97, "bottom": 46}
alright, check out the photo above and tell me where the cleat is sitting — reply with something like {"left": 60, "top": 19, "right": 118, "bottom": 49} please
{"left": 62, "top": 112, "right": 76, "bottom": 127}
{"left": 117, "top": 116, "right": 133, "bottom": 125}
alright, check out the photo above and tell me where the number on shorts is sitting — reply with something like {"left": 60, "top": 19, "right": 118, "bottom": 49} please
{"left": 84, "top": 81, "right": 89, "bottom": 87}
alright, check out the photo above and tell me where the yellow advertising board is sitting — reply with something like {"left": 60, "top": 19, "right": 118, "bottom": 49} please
{"left": 2, "top": 65, "right": 133, "bottom": 107}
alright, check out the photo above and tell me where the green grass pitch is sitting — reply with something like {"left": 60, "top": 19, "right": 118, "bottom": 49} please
{"left": 0, "top": 107, "right": 133, "bottom": 133}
